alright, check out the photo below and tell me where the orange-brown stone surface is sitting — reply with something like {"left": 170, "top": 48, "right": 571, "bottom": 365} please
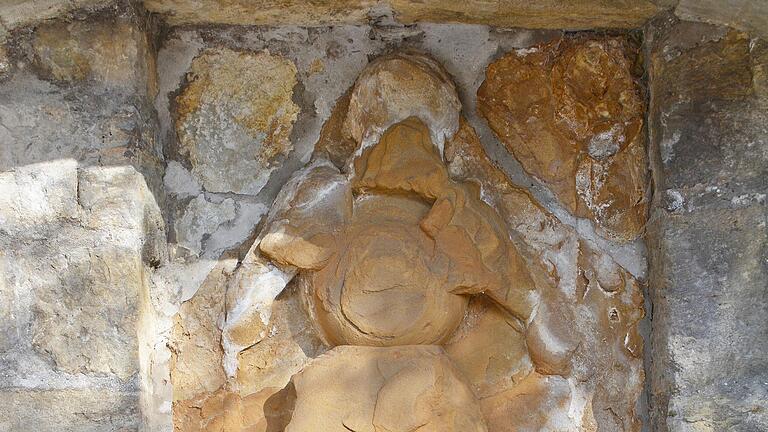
{"left": 260, "top": 118, "right": 537, "bottom": 347}
{"left": 478, "top": 37, "right": 649, "bottom": 242}
{"left": 443, "top": 296, "right": 533, "bottom": 398}
{"left": 173, "top": 385, "right": 295, "bottom": 432}
{"left": 445, "top": 118, "right": 645, "bottom": 431}
{"left": 202, "top": 51, "right": 645, "bottom": 432}
{"left": 285, "top": 345, "right": 487, "bottom": 432}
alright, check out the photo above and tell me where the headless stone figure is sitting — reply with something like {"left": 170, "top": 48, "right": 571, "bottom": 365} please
{"left": 219, "top": 51, "right": 621, "bottom": 432}
{"left": 257, "top": 118, "right": 538, "bottom": 432}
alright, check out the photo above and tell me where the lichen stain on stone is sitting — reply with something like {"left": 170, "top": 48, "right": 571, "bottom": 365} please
{"left": 478, "top": 36, "right": 649, "bottom": 242}
{"left": 174, "top": 48, "right": 299, "bottom": 194}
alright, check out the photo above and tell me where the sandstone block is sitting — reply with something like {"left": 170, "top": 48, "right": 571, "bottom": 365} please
{"left": 143, "top": 0, "right": 375, "bottom": 26}
{"left": 650, "top": 207, "right": 768, "bottom": 431}
{"left": 173, "top": 48, "right": 299, "bottom": 195}
{"left": 390, "top": 0, "right": 661, "bottom": 29}
{"left": 676, "top": 0, "right": 768, "bottom": 39}
{"left": 142, "top": 0, "right": 661, "bottom": 29}
{"left": 0, "top": 160, "right": 78, "bottom": 238}
{"left": 0, "top": 389, "right": 140, "bottom": 432}
{"left": 0, "top": 12, "right": 159, "bottom": 176}
{"left": 478, "top": 36, "right": 649, "bottom": 242}
{"left": 30, "top": 245, "right": 145, "bottom": 380}
{"left": 1, "top": 164, "right": 166, "bottom": 429}
{"left": 29, "top": 18, "right": 147, "bottom": 88}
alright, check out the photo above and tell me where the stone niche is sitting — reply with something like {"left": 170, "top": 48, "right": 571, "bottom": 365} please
{"left": 171, "top": 45, "right": 647, "bottom": 432}
{"left": 3, "top": 2, "right": 767, "bottom": 431}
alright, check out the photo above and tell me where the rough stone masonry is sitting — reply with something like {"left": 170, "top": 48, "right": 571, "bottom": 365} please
{"left": 0, "top": 1, "right": 766, "bottom": 432}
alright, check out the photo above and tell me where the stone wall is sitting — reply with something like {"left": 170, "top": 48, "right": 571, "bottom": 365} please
{"left": 0, "top": 4, "right": 172, "bottom": 431}
{"left": 4, "top": 1, "right": 768, "bottom": 43}
{"left": 0, "top": 1, "right": 765, "bottom": 431}
{"left": 646, "top": 13, "right": 768, "bottom": 432}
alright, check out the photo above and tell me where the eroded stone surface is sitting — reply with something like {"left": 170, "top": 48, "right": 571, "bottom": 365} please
{"left": 173, "top": 48, "right": 299, "bottom": 195}
{"left": 390, "top": 0, "right": 662, "bottom": 29}
{"left": 235, "top": 281, "right": 327, "bottom": 397}
{"left": 0, "top": 13, "right": 161, "bottom": 181}
{"left": 647, "top": 17, "right": 768, "bottom": 431}
{"left": 343, "top": 52, "right": 461, "bottom": 155}
{"left": 170, "top": 260, "right": 231, "bottom": 404}
{"left": 480, "top": 372, "right": 574, "bottom": 432}
{"left": 172, "top": 385, "right": 295, "bottom": 432}
{"left": 220, "top": 160, "right": 350, "bottom": 374}
{"left": 0, "top": 0, "right": 113, "bottom": 31}
{"left": 0, "top": 388, "right": 140, "bottom": 432}
{"left": 31, "top": 245, "right": 145, "bottom": 379}
{"left": 185, "top": 49, "right": 643, "bottom": 431}
{"left": 286, "top": 345, "right": 487, "bottom": 432}
{"left": 142, "top": 0, "right": 376, "bottom": 26}
{"left": 308, "top": 193, "right": 470, "bottom": 346}
{"left": 675, "top": 0, "right": 768, "bottom": 39}
{"left": 29, "top": 18, "right": 149, "bottom": 88}
{"left": 478, "top": 36, "right": 649, "bottom": 242}
{"left": 0, "top": 163, "right": 167, "bottom": 430}
{"left": 261, "top": 118, "right": 537, "bottom": 347}
{"left": 0, "top": 7, "right": 173, "bottom": 430}
{"left": 174, "top": 194, "right": 267, "bottom": 258}
{"left": 444, "top": 296, "right": 533, "bottom": 399}
{"left": 445, "top": 119, "right": 645, "bottom": 431}
{"left": 0, "top": 44, "right": 11, "bottom": 78}
{"left": 0, "top": 165, "right": 165, "bottom": 380}
{"left": 5, "top": 5, "right": 764, "bottom": 431}
{"left": 141, "top": 0, "right": 662, "bottom": 29}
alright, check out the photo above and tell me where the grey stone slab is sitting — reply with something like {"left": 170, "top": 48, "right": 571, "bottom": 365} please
{"left": 0, "top": 388, "right": 140, "bottom": 432}
{"left": 648, "top": 16, "right": 768, "bottom": 432}
{"left": 651, "top": 207, "right": 768, "bottom": 431}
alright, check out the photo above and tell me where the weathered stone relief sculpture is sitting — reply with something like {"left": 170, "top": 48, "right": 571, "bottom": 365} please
{"left": 171, "top": 43, "right": 648, "bottom": 432}
{"left": 3, "top": 3, "right": 765, "bottom": 430}
{"left": 166, "top": 44, "right": 643, "bottom": 432}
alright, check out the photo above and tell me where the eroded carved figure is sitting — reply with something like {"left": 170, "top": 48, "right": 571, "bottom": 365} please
{"left": 182, "top": 43, "right": 645, "bottom": 432}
